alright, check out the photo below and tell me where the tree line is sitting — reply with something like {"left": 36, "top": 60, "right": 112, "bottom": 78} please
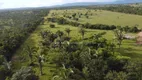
{"left": 47, "top": 17, "right": 141, "bottom": 32}
{"left": 93, "top": 5, "right": 142, "bottom": 15}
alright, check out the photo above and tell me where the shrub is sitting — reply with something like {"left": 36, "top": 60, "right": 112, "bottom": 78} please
{"left": 50, "top": 24, "right": 55, "bottom": 28}
{"left": 105, "top": 71, "right": 128, "bottom": 80}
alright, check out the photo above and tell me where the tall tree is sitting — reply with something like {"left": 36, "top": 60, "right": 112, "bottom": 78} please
{"left": 37, "top": 55, "right": 44, "bottom": 75}
{"left": 114, "top": 28, "right": 124, "bottom": 49}
{"left": 126, "top": 61, "right": 142, "bottom": 80}
{"left": 87, "top": 58, "right": 107, "bottom": 80}
{"left": 56, "top": 30, "right": 64, "bottom": 39}
{"left": 52, "top": 64, "right": 73, "bottom": 80}
{"left": 11, "top": 67, "right": 38, "bottom": 80}
{"left": 25, "top": 46, "right": 37, "bottom": 64}
{"left": 105, "top": 71, "right": 128, "bottom": 80}
{"left": 79, "top": 27, "right": 86, "bottom": 40}
{"left": 65, "top": 28, "right": 71, "bottom": 37}
{"left": 3, "top": 59, "right": 11, "bottom": 70}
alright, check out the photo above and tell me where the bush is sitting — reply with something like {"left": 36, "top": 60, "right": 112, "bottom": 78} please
{"left": 50, "top": 24, "right": 55, "bottom": 28}
{"left": 107, "top": 56, "right": 130, "bottom": 71}
{"left": 105, "top": 71, "right": 128, "bottom": 80}
{"left": 125, "top": 61, "right": 142, "bottom": 80}
{"left": 74, "top": 18, "right": 79, "bottom": 21}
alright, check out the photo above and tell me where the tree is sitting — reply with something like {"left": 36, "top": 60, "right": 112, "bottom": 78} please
{"left": 41, "top": 18, "right": 44, "bottom": 25}
{"left": 105, "top": 71, "right": 128, "bottom": 80}
{"left": 3, "top": 59, "right": 11, "bottom": 70}
{"left": 25, "top": 46, "right": 37, "bottom": 64}
{"left": 37, "top": 55, "right": 44, "bottom": 75}
{"left": 114, "top": 28, "right": 124, "bottom": 49}
{"left": 72, "top": 13, "right": 76, "bottom": 18}
{"left": 50, "top": 24, "right": 55, "bottom": 28}
{"left": 0, "top": 55, "right": 8, "bottom": 80}
{"left": 87, "top": 58, "right": 107, "bottom": 80}
{"left": 65, "top": 28, "right": 71, "bottom": 37}
{"left": 57, "top": 17, "right": 66, "bottom": 25}
{"left": 52, "top": 64, "right": 74, "bottom": 80}
{"left": 79, "top": 27, "right": 86, "bottom": 40}
{"left": 11, "top": 67, "right": 38, "bottom": 80}
{"left": 48, "top": 33, "right": 58, "bottom": 42}
{"left": 107, "top": 42, "right": 116, "bottom": 54}
{"left": 125, "top": 61, "right": 142, "bottom": 80}
{"left": 56, "top": 30, "right": 64, "bottom": 39}
{"left": 130, "top": 26, "right": 139, "bottom": 33}
{"left": 0, "top": 66, "right": 7, "bottom": 80}
{"left": 123, "top": 26, "right": 130, "bottom": 33}
{"left": 40, "top": 30, "right": 51, "bottom": 39}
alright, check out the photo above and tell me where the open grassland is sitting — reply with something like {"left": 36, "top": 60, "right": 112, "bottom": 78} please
{"left": 49, "top": 9, "right": 142, "bottom": 28}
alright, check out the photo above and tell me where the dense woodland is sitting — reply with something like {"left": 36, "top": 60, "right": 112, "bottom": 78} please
{"left": 0, "top": 4, "right": 142, "bottom": 80}
{"left": 94, "top": 5, "right": 142, "bottom": 15}
{"left": 0, "top": 9, "right": 49, "bottom": 79}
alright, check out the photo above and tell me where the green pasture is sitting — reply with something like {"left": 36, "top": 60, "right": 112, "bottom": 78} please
{"left": 49, "top": 9, "right": 142, "bottom": 28}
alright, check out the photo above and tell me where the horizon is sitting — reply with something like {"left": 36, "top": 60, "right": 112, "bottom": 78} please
{"left": 0, "top": 0, "right": 118, "bottom": 9}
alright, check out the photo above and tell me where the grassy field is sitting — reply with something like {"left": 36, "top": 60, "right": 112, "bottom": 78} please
{"left": 13, "top": 9, "right": 142, "bottom": 80}
{"left": 49, "top": 9, "right": 142, "bottom": 28}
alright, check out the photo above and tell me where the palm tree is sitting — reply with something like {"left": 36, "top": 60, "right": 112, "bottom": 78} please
{"left": 3, "top": 59, "right": 11, "bottom": 70}
{"left": 65, "top": 28, "right": 71, "bottom": 37}
{"left": 11, "top": 67, "right": 38, "bottom": 80}
{"left": 56, "top": 30, "right": 64, "bottom": 39}
{"left": 79, "top": 27, "right": 86, "bottom": 40}
{"left": 48, "top": 33, "right": 58, "bottom": 42}
{"left": 40, "top": 30, "right": 51, "bottom": 39}
{"left": 52, "top": 64, "right": 73, "bottom": 80}
{"left": 56, "top": 30, "right": 64, "bottom": 48}
{"left": 25, "top": 46, "right": 37, "bottom": 64}
{"left": 37, "top": 55, "right": 44, "bottom": 75}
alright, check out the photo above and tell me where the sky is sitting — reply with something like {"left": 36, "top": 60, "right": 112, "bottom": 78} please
{"left": 0, "top": 0, "right": 117, "bottom": 9}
